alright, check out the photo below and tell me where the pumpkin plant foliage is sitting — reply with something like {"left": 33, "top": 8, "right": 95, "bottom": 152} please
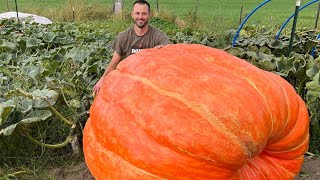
{"left": 83, "top": 44, "right": 309, "bottom": 179}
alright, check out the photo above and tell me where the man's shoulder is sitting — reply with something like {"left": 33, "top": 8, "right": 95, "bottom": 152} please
{"left": 148, "top": 26, "right": 168, "bottom": 37}
{"left": 148, "top": 25, "right": 162, "bottom": 33}
{"left": 117, "top": 27, "right": 133, "bottom": 37}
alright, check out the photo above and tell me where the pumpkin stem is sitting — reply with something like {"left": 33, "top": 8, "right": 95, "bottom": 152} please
{"left": 44, "top": 98, "right": 73, "bottom": 126}
{"left": 20, "top": 130, "right": 73, "bottom": 149}
{"left": 18, "top": 110, "right": 88, "bottom": 149}
{"left": 59, "top": 86, "right": 71, "bottom": 109}
{"left": 19, "top": 123, "right": 76, "bottom": 149}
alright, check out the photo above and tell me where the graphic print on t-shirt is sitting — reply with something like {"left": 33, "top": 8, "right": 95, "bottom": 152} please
{"left": 131, "top": 42, "right": 144, "bottom": 54}
{"left": 131, "top": 48, "right": 142, "bottom": 54}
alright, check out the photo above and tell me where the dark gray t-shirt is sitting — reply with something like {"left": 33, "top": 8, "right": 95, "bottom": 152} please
{"left": 112, "top": 26, "right": 171, "bottom": 59}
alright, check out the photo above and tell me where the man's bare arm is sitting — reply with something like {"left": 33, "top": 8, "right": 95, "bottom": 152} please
{"left": 93, "top": 52, "right": 122, "bottom": 94}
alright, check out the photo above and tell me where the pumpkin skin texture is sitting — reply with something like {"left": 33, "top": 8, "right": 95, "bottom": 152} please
{"left": 83, "top": 44, "right": 309, "bottom": 179}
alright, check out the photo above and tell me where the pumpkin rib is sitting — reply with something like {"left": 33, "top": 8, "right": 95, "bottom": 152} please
{"left": 260, "top": 153, "right": 305, "bottom": 174}
{"left": 225, "top": 68, "right": 298, "bottom": 147}
{"left": 184, "top": 50, "right": 280, "bottom": 144}
{"left": 262, "top": 155, "right": 296, "bottom": 177}
{"left": 261, "top": 155, "right": 296, "bottom": 178}
{"left": 265, "top": 72, "right": 291, "bottom": 139}
{"left": 265, "top": 129, "right": 309, "bottom": 154}
{"left": 116, "top": 72, "right": 250, "bottom": 167}
{"left": 240, "top": 75, "right": 275, "bottom": 138}
{"left": 181, "top": 45, "right": 297, "bottom": 144}
{"left": 120, "top": 47, "right": 274, "bottom": 156}
{"left": 266, "top": 72, "right": 295, "bottom": 140}
{"left": 95, "top": 72, "right": 252, "bottom": 173}
{"left": 127, "top": 111, "right": 224, "bottom": 167}
{"left": 210, "top": 67, "right": 290, "bottom": 143}
{"left": 120, "top": 71, "right": 252, "bottom": 158}
{"left": 174, "top": 146, "right": 218, "bottom": 163}
{"left": 91, "top": 80, "right": 242, "bottom": 178}
{"left": 118, "top": 55, "right": 274, "bottom": 158}
{"left": 84, "top": 119, "right": 166, "bottom": 179}
{"left": 248, "top": 156, "right": 289, "bottom": 179}
{"left": 265, "top": 72, "right": 300, "bottom": 143}
{"left": 264, "top": 134, "right": 309, "bottom": 158}
{"left": 249, "top": 156, "right": 295, "bottom": 178}
{"left": 246, "top": 158, "right": 267, "bottom": 179}
{"left": 265, "top": 96, "right": 309, "bottom": 153}
{"left": 240, "top": 165, "right": 252, "bottom": 179}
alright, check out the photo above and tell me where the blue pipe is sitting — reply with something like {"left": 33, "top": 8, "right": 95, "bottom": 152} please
{"left": 311, "top": 33, "right": 320, "bottom": 57}
{"left": 232, "top": 0, "right": 272, "bottom": 47}
{"left": 276, "top": 0, "right": 319, "bottom": 40}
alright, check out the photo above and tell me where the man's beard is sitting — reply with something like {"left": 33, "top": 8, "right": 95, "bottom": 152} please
{"left": 135, "top": 19, "right": 148, "bottom": 29}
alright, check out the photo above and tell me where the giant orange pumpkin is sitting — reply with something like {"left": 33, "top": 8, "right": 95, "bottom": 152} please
{"left": 83, "top": 44, "right": 309, "bottom": 179}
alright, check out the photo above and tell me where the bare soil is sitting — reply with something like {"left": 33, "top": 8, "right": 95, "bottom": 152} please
{"left": 48, "top": 162, "right": 94, "bottom": 180}
{"left": 296, "top": 156, "right": 320, "bottom": 180}
{"left": 50, "top": 156, "right": 320, "bottom": 180}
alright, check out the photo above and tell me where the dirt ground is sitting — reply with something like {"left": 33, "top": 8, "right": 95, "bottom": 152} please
{"left": 49, "top": 162, "right": 94, "bottom": 180}
{"left": 296, "top": 156, "right": 320, "bottom": 180}
{"left": 50, "top": 156, "right": 320, "bottom": 180}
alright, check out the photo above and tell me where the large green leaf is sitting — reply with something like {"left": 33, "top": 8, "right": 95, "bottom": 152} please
{"left": 0, "top": 110, "right": 52, "bottom": 136}
{"left": 306, "top": 65, "right": 319, "bottom": 78}
{"left": 306, "top": 73, "right": 320, "bottom": 94}
{"left": 43, "top": 32, "right": 56, "bottom": 43}
{"left": 5, "top": 89, "right": 59, "bottom": 108}
{"left": 0, "top": 39, "right": 16, "bottom": 50}
{"left": 21, "top": 110, "right": 52, "bottom": 124}
{"left": 22, "top": 65, "right": 45, "bottom": 83}
{"left": 0, "top": 67, "right": 13, "bottom": 77}
{"left": 259, "top": 46, "right": 272, "bottom": 55}
{"left": 0, "top": 110, "right": 24, "bottom": 131}
{"left": 0, "top": 53, "right": 12, "bottom": 64}
{"left": 26, "top": 38, "right": 41, "bottom": 48}
{"left": 0, "top": 101, "right": 15, "bottom": 126}
{"left": 0, "top": 123, "right": 18, "bottom": 136}
{"left": 277, "top": 56, "right": 297, "bottom": 76}
{"left": 32, "top": 89, "right": 59, "bottom": 108}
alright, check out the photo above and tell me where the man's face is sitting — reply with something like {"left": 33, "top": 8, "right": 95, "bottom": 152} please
{"left": 131, "top": 3, "right": 150, "bottom": 29}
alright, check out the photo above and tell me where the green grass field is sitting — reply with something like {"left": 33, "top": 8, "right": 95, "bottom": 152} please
{"left": 1, "top": 0, "right": 319, "bottom": 34}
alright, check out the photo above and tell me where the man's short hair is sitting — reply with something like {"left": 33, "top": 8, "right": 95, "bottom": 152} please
{"left": 133, "top": 0, "right": 150, "bottom": 12}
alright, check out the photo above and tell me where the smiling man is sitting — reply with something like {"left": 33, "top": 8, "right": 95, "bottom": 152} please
{"left": 93, "top": 0, "right": 171, "bottom": 94}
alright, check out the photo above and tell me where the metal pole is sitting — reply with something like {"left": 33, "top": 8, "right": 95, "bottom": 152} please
{"left": 72, "top": 7, "right": 75, "bottom": 22}
{"left": 15, "top": 0, "right": 19, "bottom": 21}
{"left": 73, "top": 0, "right": 75, "bottom": 22}
{"left": 275, "top": 0, "right": 319, "bottom": 40}
{"left": 239, "top": 3, "right": 243, "bottom": 25}
{"left": 287, "top": 0, "right": 301, "bottom": 57}
{"left": 315, "top": 1, "right": 320, "bottom": 29}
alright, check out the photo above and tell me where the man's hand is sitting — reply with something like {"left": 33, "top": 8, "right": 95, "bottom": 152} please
{"left": 92, "top": 52, "right": 121, "bottom": 95}
{"left": 93, "top": 77, "right": 104, "bottom": 95}
{"left": 154, "top": 45, "right": 165, "bottom": 49}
